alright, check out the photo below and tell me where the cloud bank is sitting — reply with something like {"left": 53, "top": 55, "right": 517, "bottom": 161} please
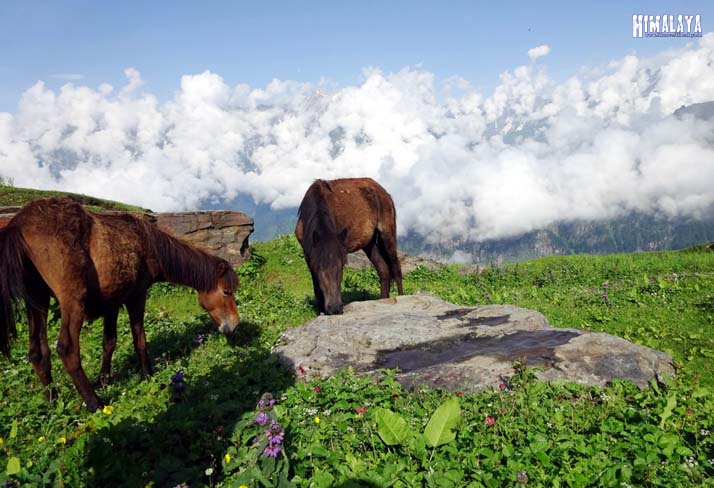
{"left": 2, "top": 36, "right": 714, "bottom": 243}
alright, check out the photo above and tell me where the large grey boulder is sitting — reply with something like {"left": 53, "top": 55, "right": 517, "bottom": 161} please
{"left": 153, "top": 211, "right": 254, "bottom": 267}
{"left": 274, "top": 294, "right": 674, "bottom": 391}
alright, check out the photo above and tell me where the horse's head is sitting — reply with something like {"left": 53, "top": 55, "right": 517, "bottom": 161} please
{"left": 308, "top": 230, "right": 347, "bottom": 315}
{"left": 198, "top": 260, "right": 240, "bottom": 335}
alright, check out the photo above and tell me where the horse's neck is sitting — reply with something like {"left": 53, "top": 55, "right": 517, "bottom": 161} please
{"left": 153, "top": 230, "right": 215, "bottom": 291}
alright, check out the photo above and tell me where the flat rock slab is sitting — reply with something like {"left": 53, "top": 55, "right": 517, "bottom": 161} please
{"left": 274, "top": 294, "right": 674, "bottom": 391}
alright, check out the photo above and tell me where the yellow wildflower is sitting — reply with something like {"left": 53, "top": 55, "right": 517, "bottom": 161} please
{"left": 314, "top": 416, "right": 321, "bottom": 424}
{"left": 102, "top": 405, "right": 113, "bottom": 415}
{"left": 38, "top": 436, "right": 46, "bottom": 443}
{"left": 224, "top": 453, "right": 231, "bottom": 463}
{"left": 239, "top": 485, "right": 249, "bottom": 488}
{"left": 58, "top": 436, "right": 67, "bottom": 445}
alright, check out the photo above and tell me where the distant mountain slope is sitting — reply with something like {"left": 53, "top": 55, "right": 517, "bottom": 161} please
{"left": 400, "top": 213, "right": 714, "bottom": 264}
{"left": 674, "top": 100, "right": 714, "bottom": 120}
{"left": 220, "top": 196, "right": 714, "bottom": 264}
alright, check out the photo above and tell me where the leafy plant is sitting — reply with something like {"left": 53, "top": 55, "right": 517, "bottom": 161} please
{"left": 423, "top": 397, "right": 461, "bottom": 448}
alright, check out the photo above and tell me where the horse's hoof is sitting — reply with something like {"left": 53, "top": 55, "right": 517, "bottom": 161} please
{"left": 86, "top": 397, "right": 105, "bottom": 412}
{"left": 95, "top": 374, "right": 111, "bottom": 388}
{"left": 45, "top": 387, "right": 59, "bottom": 402}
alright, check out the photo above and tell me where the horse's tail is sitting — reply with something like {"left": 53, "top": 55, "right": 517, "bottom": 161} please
{"left": 0, "top": 225, "right": 29, "bottom": 356}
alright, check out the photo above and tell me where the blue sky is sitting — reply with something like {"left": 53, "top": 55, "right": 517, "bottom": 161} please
{"left": 1, "top": 0, "right": 712, "bottom": 111}
{"left": 2, "top": 0, "right": 714, "bottom": 244}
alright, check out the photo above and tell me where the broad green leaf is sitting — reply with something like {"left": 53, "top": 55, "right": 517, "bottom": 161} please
{"left": 693, "top": 387, "right": 710, "bottom": 399}
{"left": 311, "top": 470, "right": 335, "bottom": 488}
{"left": 658, "top": 393, "right": 677, "bottom": 429}
{"left": 273, "top": 404, "right": 286, "bottom": 418}
{"left": 6, "top": 457, "right": 20, "bottom": 476}
{"left": 375, "top": 407, "right": 410, "bottom": 446}
{"left": 423, "top": 397, "right": 461, "bottom": 447}
{"left": 233, "top": 467, "right": 270, "bottom": 486}
{"left": 9, "top": 420, "right": 17, "bottom": 439}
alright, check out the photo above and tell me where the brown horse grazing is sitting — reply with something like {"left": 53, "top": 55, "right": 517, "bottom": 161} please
{"left": 295, "top": 177, "right": 404, "bottom": 315}
{"left": 0, "top": 197, "right": 239, "bottom": 411}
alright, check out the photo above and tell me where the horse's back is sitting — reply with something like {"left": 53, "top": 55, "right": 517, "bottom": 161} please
{"left": 10, "top": 198, "right": 150, "bottom": 303}
{"left": 10, "top": 199, "right": 93, "bottom": 291}
{"left": 327, "top": 177, "right": 396, "bottom": 228}
{"left": 302, "top": 178, "right": 397, "bottom": 252}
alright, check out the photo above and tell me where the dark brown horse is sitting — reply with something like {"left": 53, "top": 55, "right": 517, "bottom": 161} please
{"left": 295, "top": 178, "right": 403, "bottom": 315}
{"left": 0, "top": 197, "right": 239, "bottom": 411}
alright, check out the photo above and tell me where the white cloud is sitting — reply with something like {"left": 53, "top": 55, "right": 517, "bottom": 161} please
{"left": 527, "top": 44, "right": 551, "bottom": 61}
{"left": 1, "top": 35, "right": 714, "bottom": 245}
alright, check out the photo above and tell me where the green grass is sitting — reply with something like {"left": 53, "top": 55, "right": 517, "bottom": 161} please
{"left": 1, "top": 235, "right": 713, "bottom": 487}
{"left": 0, "top": 185, "right": 150, "bottom": 213}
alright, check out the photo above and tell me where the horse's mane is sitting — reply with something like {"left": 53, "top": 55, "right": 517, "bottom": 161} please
{"left": 138, "top": 217, "right": 238, "bottom": 292}
{"left": 297, "top": 179, "right": 346, "bottom": 267}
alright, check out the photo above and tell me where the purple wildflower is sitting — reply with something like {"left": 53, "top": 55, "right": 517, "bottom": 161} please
{"left": 517, "top": 471, "right": 528, "bottom": 484}
{"left": 257, "top": 392, "right": 275, "bottom": 412}
{"left": 265, "top": 420, "right": 285, "bottom": 444}
{"left": 254, "top": 412, "right": 269, "bottom": 425}
{"left": 171, "top": 371, "right": 185, "bottom": 383}
{"left": 263, "top": 444, "right": 281, "bottom": 457}
{"left": 196, "top": 334, "right": 205, "bottom": 345}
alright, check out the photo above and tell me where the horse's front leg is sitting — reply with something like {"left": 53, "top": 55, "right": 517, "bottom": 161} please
{"left": 126, "top": 294, "right": 153, "bottom": 379}
{"left": 309, "top": 269, "right": 326, "bottom": 314}
{"left": 56, "top": 300, "right": 104, "bottom": 411}
{"left": 97, "top": 307, "right": 120, "bottom": 387}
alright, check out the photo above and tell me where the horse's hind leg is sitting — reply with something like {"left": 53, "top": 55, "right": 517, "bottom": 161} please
{"left": 98, "top": 307, "right": 119, "bottom": 387}
{"left": 126, "top": 294, "right": 153, "bottom": 379}
{"left": 26, "top": 280, "right": 54, "bottom": 398}
{"left": 364, "top": 241, "right": 391, "bottom": 298}
{"left": 376, "top": 231, "right": 404, "bottom": 295}
{"left": 56, "top": 299, "right": 104, "bottom": 411}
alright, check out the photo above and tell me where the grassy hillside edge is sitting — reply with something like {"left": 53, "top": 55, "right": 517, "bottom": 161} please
{"left": 0, "top": 185, "right": 150, "bottom": 213}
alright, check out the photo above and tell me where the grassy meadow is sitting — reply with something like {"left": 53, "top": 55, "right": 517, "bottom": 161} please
{"left": 1, "top": 234, "right": 713, "bottom": 487}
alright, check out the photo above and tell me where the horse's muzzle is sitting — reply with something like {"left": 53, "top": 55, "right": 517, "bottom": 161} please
{"left": 219, "top": 322, "right": 238, "bottom": 336}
